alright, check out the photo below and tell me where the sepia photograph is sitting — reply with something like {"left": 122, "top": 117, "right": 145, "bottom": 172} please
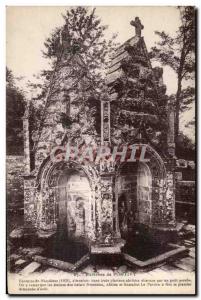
{"left": 6, "top": 5, "right": 196, "bottom": 295}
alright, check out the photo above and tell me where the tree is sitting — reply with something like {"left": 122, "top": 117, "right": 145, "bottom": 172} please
{"left": 6, "top": 67, "right": 25, "bottom": 155}
{"left": 32, "top": 7, "right": 118, "bottom": 151}
{"left": 176, "top": 132, "right": 195, "bottom": 160}
{"left": 149, "top": 6, "right": 196, "bottom": 147}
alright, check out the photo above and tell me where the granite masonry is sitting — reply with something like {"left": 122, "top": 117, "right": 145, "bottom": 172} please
{"left": 22, "top": 18, "right": 178, "bottom": 256}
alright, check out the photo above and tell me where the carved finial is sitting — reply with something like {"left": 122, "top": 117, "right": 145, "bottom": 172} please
{"left": 130, "top": 17, "right": 144, "bottom": 37}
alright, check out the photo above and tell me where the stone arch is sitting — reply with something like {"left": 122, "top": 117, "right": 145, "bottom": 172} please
{"left": 114, "top": 144, "right": 167, "bottom": 237}
{"left": 37, "top": 157, "right": 99, "bottom": 192}
{"left": 36, "top": 158, "right": 101, "bottom": 242}
{"left": 115, "top": 144, "right": 166, "bottom": 179}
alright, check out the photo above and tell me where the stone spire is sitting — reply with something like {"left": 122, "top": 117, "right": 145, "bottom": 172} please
{"left": 130, "top": 17, "right": 144, "bottom": 37}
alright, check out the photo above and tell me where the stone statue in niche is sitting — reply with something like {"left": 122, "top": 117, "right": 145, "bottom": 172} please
{"left": 75, "top": 197, "right": 85, "bottom": 237}
{"left": 127, "top": 210, "right": 135, "bottom": 235}
{"left": 67, "top": 209, "right": 76, "bottom": 238}
{"left": 118, "top": 194, "right": 128, "bottom": 236}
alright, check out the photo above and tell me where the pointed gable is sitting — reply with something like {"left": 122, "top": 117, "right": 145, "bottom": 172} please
{"left": 107, "top": 17, "right": 168, "bottom": 147}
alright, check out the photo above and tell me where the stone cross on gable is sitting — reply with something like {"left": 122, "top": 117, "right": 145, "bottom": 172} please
{"left": 130, "top": 17, "right": 144, "bottom": 37}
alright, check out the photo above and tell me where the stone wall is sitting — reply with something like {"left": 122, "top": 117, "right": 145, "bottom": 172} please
{"left": 6, "top": 155, "right": 24, "bottom": 211}
{"left": 175, "top": 180, "right": 195, "bottom": 224}
{"left": 175, "top": 161, "right": 195, "bottom": 224}
{"left": 176, "top": 181, "right": 195, "bottom": 204}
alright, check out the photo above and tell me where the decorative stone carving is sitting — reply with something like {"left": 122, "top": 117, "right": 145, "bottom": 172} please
{"left": 23, "top": 18, "right": 177, "bottom": 249}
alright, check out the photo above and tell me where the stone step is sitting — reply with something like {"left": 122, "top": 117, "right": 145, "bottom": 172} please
{"left": 20, "top": 262, "right": 41, "bottom": 275}
{"left": 11, "top": 260, "right": 31, "bottom": 273}
{"left": 19, "top": 247, "right": 44, "bottom": 256}
{"left": 160, "top": 264, "right": 184, "bottom": 273}
{"left": 184, "top": 240, "right": 195, "bottom": 246}
{"left": 10, "top": 254, "right": 21, "bottom": 261}
{"left": 180, "top": 257, "right": 195, "bottom": 266}
{"left": 74, "top": 254, "right": 90, "bottom": 270}
{"left": 172, "top": 262, "right": 194, "bottom": 272}
{"left": 148, "top": 267, "right": 170, "bottom": 276}
{"left": 15, "top": 259, "right": 27, "bottom": 266}
{"left": 31, "top": 254, "right": 75, "bottom": 272}
{"left": 91, "top": 245, "right": 122, "bottom": 254}
{"left": 172, "top": 257, "right": 195, "bottom": 272}
{"left": 189, "top": 251, "right": 195, "bottom": 258}
{"left": 56, "top": 270, "right": 69, "bottom": 275}
{"left": 189, "top": 247, "right": 195, "bottom": 253}
{"left": 41, "top": 267, "right": 60, "bottom": 275}
{"left": 160, "top": 264, "right": 174, "bottom": 271}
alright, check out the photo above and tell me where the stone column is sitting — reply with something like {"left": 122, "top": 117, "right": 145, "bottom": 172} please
{"left": 23, "top": 175, "right": 37, "bottom": 235}
{"left": 23, "top": 103, "right": 31, "bottom": 174}
{"left": 100, "top": 174, "right": 114, "bottom": 243}
{"left": 101, "top": 99, "right": 111, "bottom": 144}
{"left": 100, "top": 96, "right": 114, "bottom": 243}
{"left": 167, "top": 97, "right": 175, "bottom": 158}
{"left": 166, "top": 97, "right": 176, "bottom": 229}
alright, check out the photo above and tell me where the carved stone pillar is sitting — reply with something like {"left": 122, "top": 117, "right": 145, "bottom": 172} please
{"left": 100, "top": 175, "right": 114, "bottom": 243}
{"left": 167, "top": 97, "right": 175, "bottom": 158}
{"left": 23, "top": 104, "right": 31, "bottom": 174}
{"left": 101, "top": 99, "right": 111, "bottom": 144}
{"left": 23, "top": 175, "right": 37, "bottom": 235}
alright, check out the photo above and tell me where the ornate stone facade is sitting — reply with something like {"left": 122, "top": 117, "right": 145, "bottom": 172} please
{"left": 23, "top": 18, "right": 176, "bottom": 253}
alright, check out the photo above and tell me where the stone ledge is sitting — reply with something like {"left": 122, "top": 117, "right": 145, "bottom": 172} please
{"left": 123, "top": 243, "right": 188, "bottom": 268}
{"left": 19, "top": 249, "right": 90, "bottom": 272}
{"left": 91, "top": 239, "right": 125, "bottom": 254}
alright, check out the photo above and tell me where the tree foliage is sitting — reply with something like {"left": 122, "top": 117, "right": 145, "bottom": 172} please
{"left": 149, "top": 6, "right": 196, "bottom": 145}
{"left": 177, "top": 132, "right": 195, "bottom": 160}
{"left": 6, "top": 67, "right": 25, "bottom": 155}
{"left": 32, "top": 7, "right": 118, "bottom": 148}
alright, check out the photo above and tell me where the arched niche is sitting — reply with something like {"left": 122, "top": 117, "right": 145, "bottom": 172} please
{"left": 36, "top": 159, "right": 101, "bottom": 242}
{"left": 114, "top": 144, "right": 167, "bottom": 238}
{"left": 57, "top": 168, "right": 92, "bottom": 241}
